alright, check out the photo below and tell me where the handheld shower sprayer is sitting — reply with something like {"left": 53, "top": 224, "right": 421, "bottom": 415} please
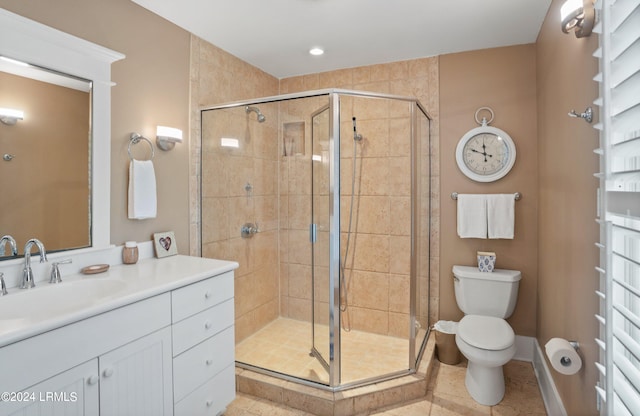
{"left": 352, "top": 117, "right": 363, "bottom": 141}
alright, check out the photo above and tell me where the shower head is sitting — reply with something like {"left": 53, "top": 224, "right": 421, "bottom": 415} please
{"left": 245, "top": 106, "right": 266, "bottom": 123}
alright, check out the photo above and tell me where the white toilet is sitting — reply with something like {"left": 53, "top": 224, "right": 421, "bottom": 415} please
{"left": 452, "top": 265, "right": 522, "bottom": 406}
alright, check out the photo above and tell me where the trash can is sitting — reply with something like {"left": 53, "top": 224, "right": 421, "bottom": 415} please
{"left": 433, "top": 320, "right": 462, "bottom": 365}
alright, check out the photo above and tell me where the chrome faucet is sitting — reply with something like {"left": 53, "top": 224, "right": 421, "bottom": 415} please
{"left": 0, "top": 235, "right": 18, "bottom": 257}
{"left": 21, "top": 238, "right": 47, "bottom": 289}
{"left": 50, "top": 258, "right": 72, "bottom": 284}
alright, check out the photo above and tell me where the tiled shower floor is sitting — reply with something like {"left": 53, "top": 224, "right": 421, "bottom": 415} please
{"left": 236, "top": 317, "right": 424, "bottom": 385}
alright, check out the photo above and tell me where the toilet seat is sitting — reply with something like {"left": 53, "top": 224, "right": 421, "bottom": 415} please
{"left": 458, "top": 315, "right": 514, "bottom": 350}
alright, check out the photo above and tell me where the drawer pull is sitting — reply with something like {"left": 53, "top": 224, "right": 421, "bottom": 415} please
{"left": 87, "top": 375, "right": 99, "bottom": 385}
{"left": 102, "top": 368, "right": 114, "bottom": 378}
{"left": 205, "top": 321, "right": 212, "bottom": 330}
{"left": 204, "top": 291, "right": 212, "bottom": 299}
{"left": 206, "top": 359, "right": 213, "bottom": 366}
{"left": 206, "top": 399, "right": 213, "bottom": 407}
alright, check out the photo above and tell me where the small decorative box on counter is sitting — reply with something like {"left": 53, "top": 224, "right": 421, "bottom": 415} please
{"left": 477, "top": 251, "right": 496, "bottom": 272}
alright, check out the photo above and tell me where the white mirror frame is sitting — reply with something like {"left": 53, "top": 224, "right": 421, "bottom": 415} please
{"left": 0, "top": 8, "right": 124, "bottom": 253}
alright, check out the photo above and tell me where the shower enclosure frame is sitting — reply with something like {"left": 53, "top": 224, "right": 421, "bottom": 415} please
{"left": 200, "top": 88, "right": 433, "bottom": 392}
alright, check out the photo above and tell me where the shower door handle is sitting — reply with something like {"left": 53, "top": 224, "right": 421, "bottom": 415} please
{"left": 310, "top": 224, "right": 317, "bottom": 243}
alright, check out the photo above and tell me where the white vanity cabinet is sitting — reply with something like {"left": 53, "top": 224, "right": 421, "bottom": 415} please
{"left": 2, "top": 360, "right": 100, "bottom": 416}
{"left": 98, "top": 326, "right": 173, "bottom": 415}
{"left": 0, "top": 295, "right": 173, "bottom": 416}
{"left": 0, "top": 259, "right": 236, "bottom": 416}
{"left": 171, "top": 271, "right": 235, "bottom": 416}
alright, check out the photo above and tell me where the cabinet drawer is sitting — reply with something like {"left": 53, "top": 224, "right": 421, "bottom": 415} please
{"left": 174, "top": 364, "right": 235, "bottom": 416}
{"left": 172, "top": 298, "right": 234, "bottom": 356}
{"left": 173, "top": 326, "right": 234, "bottom": 401}
{"left": 172, "top": 271, "right": 234, "bottom": 322}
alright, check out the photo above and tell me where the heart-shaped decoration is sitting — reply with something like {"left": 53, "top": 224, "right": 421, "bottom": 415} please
{"left": 159, "top": 236, "right": 172, "bottom": 251}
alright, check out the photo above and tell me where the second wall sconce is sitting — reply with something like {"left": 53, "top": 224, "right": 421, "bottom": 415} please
{"left": 561, "top": 0, "right": 595, "bottom": 38}
{"left": 0, "top": 107, "right": 24, "bottom": 126}
{"left": 156, "top": 125, "right": 183, "bottom": 151}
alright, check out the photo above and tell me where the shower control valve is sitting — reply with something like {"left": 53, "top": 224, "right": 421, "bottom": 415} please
{"left": 241, "top": 222, "right": 260, "bottom": 239}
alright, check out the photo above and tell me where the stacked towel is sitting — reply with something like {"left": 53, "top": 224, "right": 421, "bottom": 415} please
{"left": 456, "top": 193, "right": 516, "bottom": 239}
{"left": 128, "top": 159, "right": 157, "bottom": 219}
{"left": 457, "top": 194, "right": 488, "bottom": 239}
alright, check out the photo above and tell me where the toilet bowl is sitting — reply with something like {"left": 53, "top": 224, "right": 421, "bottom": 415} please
{"left": 455, "top": 314, "right": 516, "bottom": 405}
{"left": 452, "top": 265, "right": 521, "bottom": 406}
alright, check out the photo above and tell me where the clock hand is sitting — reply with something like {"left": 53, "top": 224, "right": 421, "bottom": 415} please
{"left": 471, "top": 148, "right": 494, "bottom": 162}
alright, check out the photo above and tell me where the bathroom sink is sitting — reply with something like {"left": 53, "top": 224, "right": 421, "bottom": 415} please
{"left": 0, "top": 278, "right": 128, "bottom": 326}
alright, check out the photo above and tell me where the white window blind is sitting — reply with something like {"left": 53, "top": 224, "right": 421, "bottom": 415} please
{"left": 595, "top": 0, "right": 640, "bottom": 415}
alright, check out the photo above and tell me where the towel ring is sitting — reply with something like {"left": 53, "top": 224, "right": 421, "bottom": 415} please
{"left": 128, "top": 133, "right": 155, "bottom": 161}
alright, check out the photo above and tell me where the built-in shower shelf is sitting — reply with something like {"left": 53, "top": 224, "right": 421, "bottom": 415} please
{"left": 283, "top": 121, "right": 305, "bottom": 156}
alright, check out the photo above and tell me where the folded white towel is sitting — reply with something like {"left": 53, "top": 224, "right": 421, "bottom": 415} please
{"left": 457, "top": 194, "right": 487, "bottom": 239}
{"left": 128, "top": 159, "right": 157, "bottom": 220}
{"left": 487, "top": 194, "right": 515, "bottom": 239}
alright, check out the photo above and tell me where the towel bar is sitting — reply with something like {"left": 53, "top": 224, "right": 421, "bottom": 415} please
{"left": 451, "top": 192, "right": 521, "bottom": 200}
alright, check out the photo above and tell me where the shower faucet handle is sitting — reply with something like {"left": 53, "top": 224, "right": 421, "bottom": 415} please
{"left": 241, "top": 222, "right": 260, "bottom": 239}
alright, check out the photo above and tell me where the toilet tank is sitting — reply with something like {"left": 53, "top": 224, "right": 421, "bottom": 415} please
{"left": 453, "top": 265, "right": 522, "bottom": 318}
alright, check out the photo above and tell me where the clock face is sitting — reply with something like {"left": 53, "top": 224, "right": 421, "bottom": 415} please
{"left": 455, "top": 126, "right": 516, "bottom": 182}
{"left": 462, "top": 133, "right": 510, "bottom": 176}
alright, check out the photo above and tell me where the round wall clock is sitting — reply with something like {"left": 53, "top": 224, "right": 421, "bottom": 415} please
{"left": 455, "top": 107, "right": 516, "bottom": 183}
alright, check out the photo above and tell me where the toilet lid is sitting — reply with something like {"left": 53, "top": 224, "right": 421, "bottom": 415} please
{"left": 458, "top": 315, "right": 515, "bottom": 350}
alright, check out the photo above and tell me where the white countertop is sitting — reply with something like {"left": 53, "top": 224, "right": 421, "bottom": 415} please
{"left": 0, "top": 255, "right": 238, "bottom": 348}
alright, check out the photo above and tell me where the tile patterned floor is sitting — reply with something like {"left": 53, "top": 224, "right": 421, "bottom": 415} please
{"left": 226, "top": 360, "right": 548, "bottom": 416}
{"left": 236, "top": 318, "right": 416, "bottom": 384}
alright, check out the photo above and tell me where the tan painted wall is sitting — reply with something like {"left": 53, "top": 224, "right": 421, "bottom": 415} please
{"left": 0, "top": 0, "right": 192, "bottom": 252}
{"left": 536, "top": 1, "right": 599, "bottom": 414}
{"left": 439, "top": 45, "right": 539, "bottom": 337}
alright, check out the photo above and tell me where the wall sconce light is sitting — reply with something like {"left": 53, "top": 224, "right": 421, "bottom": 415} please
{"left": 561, "top": 0, "right": 595, "bottom": 38}
{"left": 156, "top": 125, "right": 183, "bottom": 151}
{"left": 0, "top": 108, "right": 24, "bottom": 126}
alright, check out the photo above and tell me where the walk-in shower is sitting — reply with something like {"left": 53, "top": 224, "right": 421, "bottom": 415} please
{"left": 200, "top": 89, "right": 432, "bottom": 390}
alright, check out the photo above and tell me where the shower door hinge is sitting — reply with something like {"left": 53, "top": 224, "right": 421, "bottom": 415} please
{"left": 310, "top": 224, "right": 317, "bottom": 243}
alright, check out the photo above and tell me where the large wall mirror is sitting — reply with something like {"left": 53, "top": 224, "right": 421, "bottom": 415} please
{"left": 0, "top": 59, "right": 92, "bottom": 253}
{"left": 0, "top": 8, "right": 124, "bottom": 261}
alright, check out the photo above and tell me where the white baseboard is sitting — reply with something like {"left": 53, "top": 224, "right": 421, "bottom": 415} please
{"left": 532, "top": 338, "right": 568, "bottom": 416}
{"left": 514, "top": 335, "right": 535, "bottom": 361}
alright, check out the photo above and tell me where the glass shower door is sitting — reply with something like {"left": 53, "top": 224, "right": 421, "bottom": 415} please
{"left": 310, "top": 105, "right": 331, "bottom": 381}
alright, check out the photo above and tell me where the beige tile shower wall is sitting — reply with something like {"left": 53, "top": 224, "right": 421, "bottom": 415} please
{"left": 279, "top": 58, "right": 440, "bottom": 338}
{"left": 278, "top": 96, "right": 330, "bottom": 323}
{"left": 190, "top": 36, "right": 280, "bottom": 343}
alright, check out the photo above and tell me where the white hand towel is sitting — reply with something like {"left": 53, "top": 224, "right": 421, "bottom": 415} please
{"left": 487, "top": 194, "right": 515, "bottom": 239}
{"left": 128, "top": 159, "right": 157, "bottom": 220}
{"left": 457, "top": 194, "right": 487, "bottom": 239}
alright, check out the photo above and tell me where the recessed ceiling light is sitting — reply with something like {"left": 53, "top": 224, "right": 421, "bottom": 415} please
{"left": 309, "top": 47, "right": 324, "bottom": 56}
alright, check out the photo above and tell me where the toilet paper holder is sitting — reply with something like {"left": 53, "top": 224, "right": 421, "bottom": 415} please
{"left": 561, "top": 341, "right": 580, "bottom": 365}
{"left": 545, "top": 338, "right": 582, "bottom": 375}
